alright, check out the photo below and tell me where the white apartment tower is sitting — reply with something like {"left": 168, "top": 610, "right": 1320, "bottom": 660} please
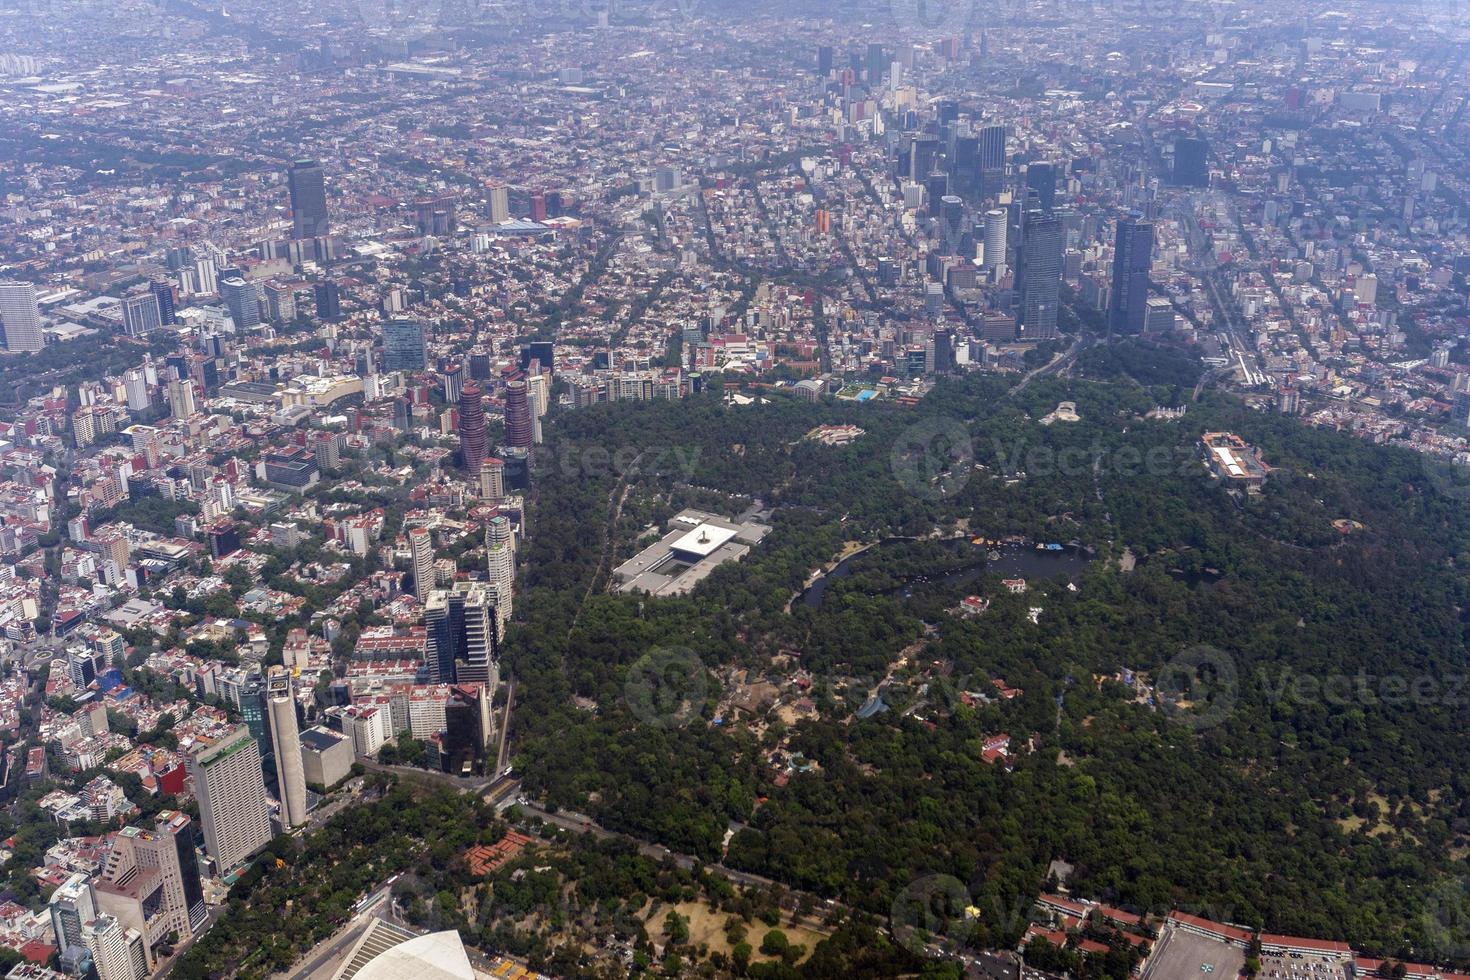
{"left": 48, "top": 872, "right": 97, "bottom": 957}
{"left": 0, "top": 281, "right": 43, "bottom": 351}
{"left": 409, "top": 527, "right": 434, "bottom": 602}
{"left": 168, "top": 377, "right": 196, "bottom": 419}
{"left": 83, "top": 914, "right": 143, "bottom": 980}
{"left": 186, "top": 726, "right": 273, "bottom": 871}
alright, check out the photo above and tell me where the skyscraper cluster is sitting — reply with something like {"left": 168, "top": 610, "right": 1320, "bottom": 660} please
{"left": 48, "top": 810, "right": 210, "bottom": 980}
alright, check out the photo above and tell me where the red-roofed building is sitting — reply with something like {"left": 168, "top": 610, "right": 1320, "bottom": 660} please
{"left": 465, "top": 831, "right": 533, "bottom": 876}
{"left": 1099, "top": 904, "right": 1143, "bottom": 928}
{"left": 1024, "top": 926, "right": 1069, "bottom": 949}
{"left": 19, "top": 941, "right": 55, "bottom": 964}
{"left": 1022, "top": 925, "right": 1110, "bottom": 957}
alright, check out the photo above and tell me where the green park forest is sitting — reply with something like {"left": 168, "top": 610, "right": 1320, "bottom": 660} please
{"left": 505, "top": 371, "right": 1470, "bottom": 963}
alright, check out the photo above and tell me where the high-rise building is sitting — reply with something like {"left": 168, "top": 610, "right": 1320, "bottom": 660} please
{"left": 487, "top": 183, "right": 510, "bottom": 224}
{"left": 186, "top": 726, "right": 273, "bottom": 872}
{"left": 866, "top": 42, "right": 886, "bottom": 82}
{"left": 96, "top": 811, "right": 207, "bottom": 965}
{"left": 150, "top": 811, "right": 207, "bottom": 932}
{"left": 459, "top": 382, "right": 488, "bottom": 474}
{"left": 519, "top": 341, "right": 555, "bottom": 378}
{"left": 83, "top": 913, "right": 142, "bottom": 980}
{"left": 266, "top": 667, "right": 307, "bottom": 828}
{"left": 818, "top": 44, "right": 833, "bottom": 76}
{"left": 487, "top": 539, "right": 514, "bottom": 602}
{"left": 978, "top": 125, "right": 1006, "bottom": 169}
{"left": 309, "top": 431, "right": 341, "bottom": 471}
{"left": 124, "top": 369, "right": 150, "bottom": 413}
{"left": 1026, "top": 161, "right": 1057, "bottom": 211}
{"left": 220, "top": 277, "right": 260, "bottom": 329}
{"left": 1173, "top": 136, "right": 1210, "bottom": 188}
{"left": 441, "top": 363, "right": 464, "bottom": 404}
{"left": 926, "top": 172, "right": 950, "bottom": 208}
{"left": 149, "top": 279, "right": 177, "bottom": 326}
{"left": 422, "top": 590, "right": 457, "bottom": 684}
{"left": 939, "top": 195, "right": 966, "bottom": 256}
{"left": 49, "top": 873, "right": 97, "bottom": 957}
{"left": 410, "top": 527, "right": 435, "bottom": 603}
{"left": 1109, "top": 214, "right": 1154, "bottom": 334}
{"left": 120, "top": 293, "right": 162, "bottom": 337}
{"left": 983, "top": 209, "right": 1009, "bottom": 273}
{"left": 503, "top": 378, "right": 533, "bottom": 449}
{"left": 264, "top": 282, "right": 297, "bottom": 322}
{"left": 288, "top": 159, "right": 330, "bottom": 241}
{"left": 425, "top": 582, "right": 499, "bottom": 688}
{"left": 978, "top": 124, "right": 1007, "bottom": 189}
{"left": 414, "top": 196, "right": 457, "bottom": 236}
{"left": 223, "top": 668, "right": 273, "bottom": 761}
{"left": 193, "top": 258, "right": 218, "bottom": 297}
{"left": 167, "top": 378, "right": 196, "bottom": 419}
{"left": 1017, "top": 207, "right": 1062, "bottom": 342}
{"left": 0, "top": 281, "right": 43, "bottom": 352}
{"left": 314, "top": 280, "right": 342, "bottom": 321}
{"left": 300, "top": 727, "right": 354, "bottom": 789}
{"left": 478, "top": 457, "right": 505, "bottom": 500}
{"left": 383, "top": 319, "right": 427, "bottom": 372}
{"left": 441, "top": 683, "right": 495, "bottom": 775}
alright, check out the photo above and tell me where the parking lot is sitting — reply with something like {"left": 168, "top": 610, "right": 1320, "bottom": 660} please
{"left": 1260, "top": 951, "right": 1351, "bottom": 980}
{"left": 1143, "top": 926, "right": 1248, "bottom": 980}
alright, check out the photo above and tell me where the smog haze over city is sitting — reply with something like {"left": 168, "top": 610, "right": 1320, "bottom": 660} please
{"left": 4, "top": 0, "right": 1470, "bottom": 978}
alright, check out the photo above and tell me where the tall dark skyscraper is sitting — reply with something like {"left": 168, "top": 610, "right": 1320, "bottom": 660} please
{"left": 978, "top": 125, "right": 1007, "bottom": 198}
{"left": 953, "top": 135, "right": 979, "bottom": 177}
{"left": 818, "top": 44, "right": 833, "bottom": 76}
{"left": 459, "top": 382, "right": 488, "bottom": 473}
{"left": 288, "top": 159, "right": 329, "bottom": 241}
{"left": 979, "top": 125, "right": 1007, "bottom": 171}
{"left": 235, "top": 671, "right": 273, "bottom": 761}
{"left": 866, "top": 43, "right": 886, "bottom": 83}
{"left": 1109, "top": 214, "right": 1155, "bottom": 334}
{"left": 382, "top": 318, "right": 427, "bottom": 372}
{"left": 503, "top": 378, "right": 534, "bottom": 449}
{"left": 904, "top": 135, "right": 940, "bottom": 180}
{"left": 926, "top": 172, "right": 950, "bottom": 207}
{"left": 520, "top": 341, "right": 555, "bottom": 377}
{"left": 1173, "top": 136, "right": 1210, "bottom": 188}
{"left": 150, "top": 278, "right": 177, "bottom": 326}
{"left": 314, "top": 280, "right": 341, "bottom": 320}
{"left": 1026, "top": 161, "right": 1057, "bottom": 211}
{"left": 1017, "top": 206, "right": 1062, "bottom": 342}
